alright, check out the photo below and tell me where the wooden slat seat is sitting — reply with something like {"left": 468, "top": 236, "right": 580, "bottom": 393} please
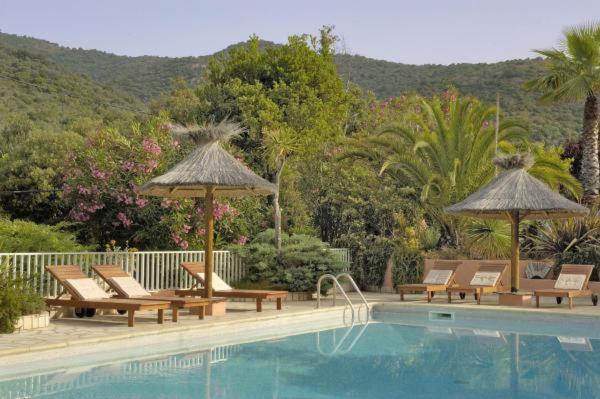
{"left": 45, "top": 265, "right": 170, "bottom": 327}
{"left": 175, "top": 262, "right": 288, "bottom": 312}
{"left": 93, "top": 264, "right": 225, "bottom": 321}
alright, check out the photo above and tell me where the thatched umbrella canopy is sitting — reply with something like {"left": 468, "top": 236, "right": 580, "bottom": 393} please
{"left": 140, "top": 121, "right": 276, "bottom": 299}
{"left": 445, "top": 154, "right": 588, "bottom": 292}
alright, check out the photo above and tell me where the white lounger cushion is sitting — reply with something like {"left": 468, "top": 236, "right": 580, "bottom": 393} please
{"left": 197, "top": 272, "right": 232, "bottom": 291}
{"left": 470, "top": 271, "right": 501, "bottom": 286}
{"left": 109, "top": 276, "right": 150, "bottom": 298}
{"left": 64, "top": 278, "right": 110, "bottom": 300}
{"left": 554, "top": 274, "right": 586, "bottom": 290}
{"left": 423, "top": 269, "right": 453, "bottom": 285}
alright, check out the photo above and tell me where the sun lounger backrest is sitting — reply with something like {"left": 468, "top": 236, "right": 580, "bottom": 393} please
{"left": 423, "top": 260, "right": 462, "bottom": 285}
{"left": 63, "top": 278, "right": 111, "bottom": 300}
{"left": 554, "top": 264, "right": 594, "bottom": 290}
{"left": 46, "top": 265, "right": 107, "bottom": 299}
{"left": 181, "top": 262, "right": 205, "bottom": 278}
{"left": 181, "top": 262, "right": 232, "bottom": 291}
{"left": 46, "top": 265, "right": 88, "bottom": 281}
{"left": 470, "top": 263, "right": 506, "bottom": 287}
{"left": 93, "top": 265, "right": 150, "bottom": 298}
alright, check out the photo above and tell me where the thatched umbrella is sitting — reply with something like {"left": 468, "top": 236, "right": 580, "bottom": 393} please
{"left": 140, "top": 121, "right": 276, "bottom": 299}
{"left": 445, "top": 154, "right": 588, "bottom": 292}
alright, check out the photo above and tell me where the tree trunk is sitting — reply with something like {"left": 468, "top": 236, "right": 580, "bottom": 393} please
{"left": 273, "top": 160, "right": 285, "bottom": 251}
{"left": 580, "top": 94, "right": 599, "bottom": 204}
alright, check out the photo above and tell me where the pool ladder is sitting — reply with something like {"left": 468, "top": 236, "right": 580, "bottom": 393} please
{"left": 316, "top": 273, "right": 370, "bottom": 322}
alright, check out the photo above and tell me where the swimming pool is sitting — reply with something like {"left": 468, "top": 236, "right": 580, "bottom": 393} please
{"left": 2, "top": 306, "right": 600, "bottom": 398}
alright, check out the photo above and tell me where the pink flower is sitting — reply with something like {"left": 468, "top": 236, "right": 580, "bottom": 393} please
{"left": 135, "top": 198, "right": 148, "bottom": 208}
{"left": 121, "top": 160, "right": 135, "bottom": 172}
{"left": 182, "top": 224, "right": 191, "bottom": 233}
{"left": 179, "top": 240, "right": 189, "bottom": 250}
{"left": 235, "top": 236, "right": 248, "bottom": 245}
{"left": 142, "top": 138, "right": 162, "bottom": 156}
{"left": 146, "top": 159, "right": 158, "bottom": 171}
{"left": 117, "top": 212, "right": 132, "bottom": 228}
{"left": 196, "top": 228, "right": 206, "bottom": 236}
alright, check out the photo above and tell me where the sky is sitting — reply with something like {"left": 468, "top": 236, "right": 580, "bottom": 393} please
{"left": 1, "top": 0, "right": 599, "bottom": 65}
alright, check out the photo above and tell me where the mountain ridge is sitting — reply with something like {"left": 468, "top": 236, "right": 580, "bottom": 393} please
{"left": 0, "top": 31, "right": 582, "bottom": 145}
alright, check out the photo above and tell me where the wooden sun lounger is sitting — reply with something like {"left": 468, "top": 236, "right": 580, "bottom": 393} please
{"left": 45, "top": 265, "right": 170, "bottom": 327}
{"left": 398, "top": 260, "right": 462, "bottom": 302}
{"left": 92, "top": 264, "right": 225, "bottom": 321}
{"left": 174, "top": 262, "right": 288, "bottom": 312}
{"left": 534, "top": 264, "right": 595, "bottom": 309}
{"left": 446, "top": 262, "right": 508, "bottom": 305}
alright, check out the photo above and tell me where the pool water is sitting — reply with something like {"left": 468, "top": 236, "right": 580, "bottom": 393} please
{"left": 2, "top": 320, "right": 600, "bottom": 398}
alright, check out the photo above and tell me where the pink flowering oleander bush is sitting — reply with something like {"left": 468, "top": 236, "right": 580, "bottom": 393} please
{"left": 63, "top": 117, "right": 260, "bottom": 250}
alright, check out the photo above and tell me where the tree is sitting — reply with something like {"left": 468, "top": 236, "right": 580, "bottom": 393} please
{"left": 262, "top": 128, "right": 300, "bottom": 249}
{"left": 165, "top": 27, "right": 354, "bottom": 241}
{"left": 525, "top": 23, "right": 600, "bottom": 203}
{"left": 0, "top": 130, "right": 82, "bottom": 223}
{"left": 344, "top": 91, "right": 580, "bottom": 247}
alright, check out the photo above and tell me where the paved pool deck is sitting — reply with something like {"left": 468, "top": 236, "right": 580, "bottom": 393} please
{"left": 1, "top": 291, "right": 599, "bottom": 361}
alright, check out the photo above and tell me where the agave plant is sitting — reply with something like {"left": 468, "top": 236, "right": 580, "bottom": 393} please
{"left": 526, "top": 209, "right": 600, "bottom": 277}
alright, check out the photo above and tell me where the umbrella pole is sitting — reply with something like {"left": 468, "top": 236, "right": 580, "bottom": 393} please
{"left": 204, "top": 186, "right": 215, "bottom": 299}
{"left": 510, "top": 211, "right": 520, "bottom": 292}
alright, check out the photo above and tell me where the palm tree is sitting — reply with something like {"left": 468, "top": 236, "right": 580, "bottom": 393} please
{"left": 525, "top": 23, "right": 600, "bottom": 203}
{"left": 344, "top": 93, "right": 580, "bottom": 247}
{"left": 262, "top": 128, "right": 300, "bottom": 250}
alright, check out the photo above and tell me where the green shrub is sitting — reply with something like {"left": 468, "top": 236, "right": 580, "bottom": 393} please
{"left": 0, "top": 219, "right": 88, "bottom": 252}
{"left": 233, "top": 229, "right": 345, "bottom": 292}
{"left": 0, "top": 267, "right": 45, "bottom": 333}
{"left": 336, "top": 233, "right": 396, "bottom": 289}
{"left": 392, "top": 247, "right": 424, "bottom": 286}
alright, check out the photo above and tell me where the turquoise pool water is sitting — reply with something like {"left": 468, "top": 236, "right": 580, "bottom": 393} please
{"left": 2, "top": 315, "right": 600, "bottom": 398}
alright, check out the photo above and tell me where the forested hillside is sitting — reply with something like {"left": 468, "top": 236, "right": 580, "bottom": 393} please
{"left": 0, "top": 44, "right": 142, "bottom": 137}
{"left": 335, "top": 54, "right": 582, "bottom": 144}
{"left": 0, "top": 32, "right": 582, "bottom": 144}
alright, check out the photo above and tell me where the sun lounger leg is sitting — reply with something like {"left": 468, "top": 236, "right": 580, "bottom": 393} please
{"left": 568, "top": 297, "right": 573, "bottom": 309}
{"left": 477, "top": 289, "right": 481, "bottom": 305}
{"left": 198, "top": 306, "right": 204, "bottom": 320}
{"left": 535, "top": 296, "right": 540, "bottom": 308}
{"left": 128, "top": 310, "right": 135, "bottom": 327}
{"left": 447, "top": 291, "right": 451, "bottom": 303}
{"left": 158, "top": 309, "right": 164, "bottom": 324}
{"left": 172, "top": 307, "right": 179, "bottom": 322}
{"left": 427, "top": 291, "right": 432, "bottom": 303}
{"left": 276, "top": 297, "right": 282, "bottom": 310}
{"left": 400, "top": 290, "right": 404, "bottom": 301}
{"left": 256, "top": 298, "right": 262, "bottom": 312}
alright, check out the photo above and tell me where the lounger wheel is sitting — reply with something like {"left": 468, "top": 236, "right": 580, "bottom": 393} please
{"left": 85, "top": 308, "right": 96, "bottom": 317}
{"left": 459, "top": 292, "right": 466, "bottom": 300}
{"left": 74, "top": 308, "right": 86, "bottom": 318}
{"left": 117, "top": 309, "right": 127, "bottom": 315}
{"left": 592, "top": 295, "right": 598, "bottom": 306}
{"left": 556, "top": 297, "right": 562, "bottom": 304}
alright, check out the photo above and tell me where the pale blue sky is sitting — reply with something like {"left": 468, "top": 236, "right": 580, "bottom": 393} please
{"left": 1, "top": 0, "right": 599, "bottom": 64}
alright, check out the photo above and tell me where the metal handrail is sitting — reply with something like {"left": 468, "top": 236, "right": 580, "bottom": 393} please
{"left": 316, "top": 273, "right": 370, "bottom": 324}
{"left": 336, "top": 273, "right": 369, "bottom": 316}
{"left": 316, "top": 274, "right": 355, "bottom": 315}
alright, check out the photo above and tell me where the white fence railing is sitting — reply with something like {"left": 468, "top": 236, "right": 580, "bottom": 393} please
{"left": 0, "top": 248, "right": 350, "bottom": 297}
